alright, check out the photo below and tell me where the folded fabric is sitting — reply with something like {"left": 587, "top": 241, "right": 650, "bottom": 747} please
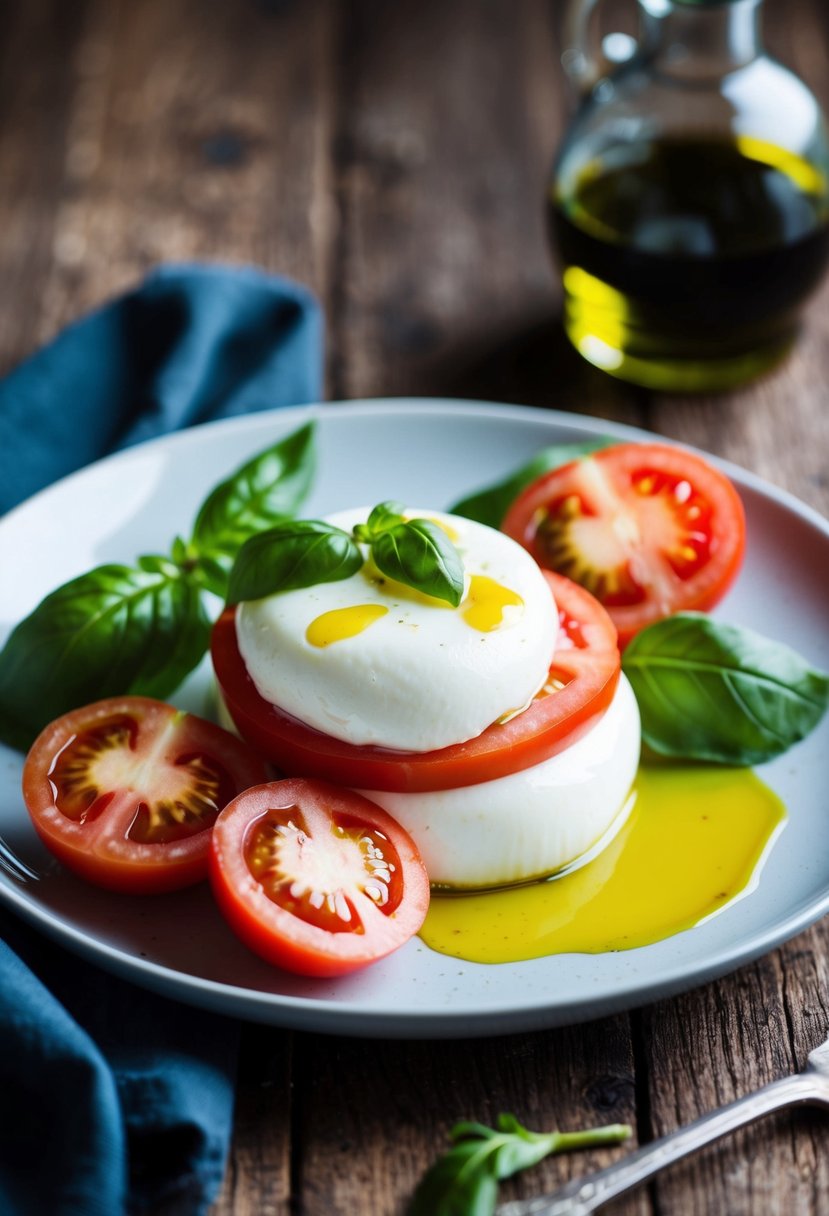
{"left": 0, "top": 264, "right": 323, "bottom": 1214}
{"left": 0, "top": 262, "right": 322, "bottom": 514}
{"left": 0, "top": 910, "right": 237, "bottom": 1216}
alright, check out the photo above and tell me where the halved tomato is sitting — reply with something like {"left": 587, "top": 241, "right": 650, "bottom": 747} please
{"left": 22, "top": 697, "right": 267, "bottom": 893}
{"left": 210, "top": 571, "right": 620, "bottom": 793}
{"left": 502, "top": 442, "right": 745, "bottom": 646}
{"left": 209, "top": 779, "right": 430, "bottom": 976}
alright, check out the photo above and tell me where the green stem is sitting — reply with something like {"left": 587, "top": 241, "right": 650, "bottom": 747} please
{"left": 551, "top": 1124, "right": 632, "bottom": 1153}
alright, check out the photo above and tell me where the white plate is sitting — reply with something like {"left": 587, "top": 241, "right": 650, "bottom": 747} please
{"left": 1, "top": 399, "right": 827, "bottom": 1039}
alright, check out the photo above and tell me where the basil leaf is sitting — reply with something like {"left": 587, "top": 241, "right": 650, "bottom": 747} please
{"left": 190, "top": 421, "right": 316, "bottom": 576}
{"left": 622, "top": 613, "right": 829, "bottom": 764}
{"left": 372, "top": 519, "right": 465, "bottom": 606}
{"left": 408, "top": 1116, "right": 631, "bottom": 1216}
{"left": 0, "top": 564, "right": 210, "bottom": 750}
{"left": 407, "top": 1141, "right": 499, "bottom": 1216}
{"left": 227, "top": 520, "right": 363, "bottom": 604}
{"left": 449, "top": 440, "right": 611, "bottom": 529}
{"left": 367, "top": 500, "right": 406, "bottom": 532}
{"left": 353, "top": 500, "right": 406, "bottom": 543}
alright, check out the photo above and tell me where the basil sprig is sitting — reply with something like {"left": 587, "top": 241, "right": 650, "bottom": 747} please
{"left": 190, "top": 421, "right": 316, "bottom": 591}
{"left": 408, "top": 1113, "right": 631, "bottom": 1216}
{"left": 0, "top": 422, "right": 316, "bottom": 750}
{"left": 228, "top": 501, "right": 466, "bottom": 608}
{"left": 622, "top": 613, "right": 829, "bottom": 764}
{"left": 449, "top": 439, "right": 611, "bottom": 528}
{"left": 228, "top": 521, "right": 362, "bottom": 604}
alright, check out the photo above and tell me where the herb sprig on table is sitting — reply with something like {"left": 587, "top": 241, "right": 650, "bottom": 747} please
{"left": 0, "top": 422, "right": 317, "bottom": 750}
{"left": 408, "top": 1113, "right": 631, "bottom": 1216}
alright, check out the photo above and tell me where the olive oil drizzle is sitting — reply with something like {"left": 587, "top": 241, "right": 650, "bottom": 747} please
{"left": 420, "top": 763, "right": 785, "bottom": 963}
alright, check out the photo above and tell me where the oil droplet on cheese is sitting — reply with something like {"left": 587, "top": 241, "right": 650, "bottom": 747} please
{"left": 306, "top": 604, "right": 388, "bottom": 648}
{"left": 419, "top": 764, "right": 785, "bottom": 963}
{"left": 462, "top": 575, "right": 524, "bottom": 633}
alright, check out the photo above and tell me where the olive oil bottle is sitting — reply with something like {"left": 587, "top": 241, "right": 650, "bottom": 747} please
{"left": 552, "top": 0, "right": 829, "bottom": 391}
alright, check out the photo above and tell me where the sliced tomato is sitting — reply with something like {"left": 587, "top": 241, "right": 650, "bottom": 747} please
{"left": 22, "top": 697, "right": 267, "bottom": 894}
{"left": 502, "top": 442, "right": 745, "bottom": 646}
{"left": 210, "top": 572, "right": 620, "bottom": 793}
{"left": 209, "top": 779, "right": 429, "bottom": 976}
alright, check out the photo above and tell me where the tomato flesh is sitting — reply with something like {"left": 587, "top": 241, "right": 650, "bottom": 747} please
{"left": 23, "top": 696, "right": 267, "bottom": 893}
{"left": 209, "top": 779, "right": 430, "bottom": 976}
{"left": 502, "top": 442, "right": 745, "bottom": 645}
{"left": 210, "top": 572, "right": 620, "bottom": 793}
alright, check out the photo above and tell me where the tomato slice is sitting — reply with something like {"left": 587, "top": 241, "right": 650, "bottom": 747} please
{"left": 210, "top": 572, "right": 620, "bottom": 793}
{"left": 502, "top": 442, "right": 745, "bottom": 646}
{"left": 209, "top": 779, "right": 430, "bottom": 976}
{"left": 22, "top": 697, "right": 267, "bottom": 894}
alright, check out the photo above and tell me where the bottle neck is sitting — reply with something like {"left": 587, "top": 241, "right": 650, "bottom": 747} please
{"left": 639, "top": 0, "right": 763, "bottom": 80}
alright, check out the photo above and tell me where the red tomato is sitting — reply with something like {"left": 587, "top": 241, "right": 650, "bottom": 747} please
{"left": 210, "top": 572, "right": 620, "bottom": 793}
{"left": 209, "top": 779, "right": 430, "bottom": 976}
{"left": 22, "top": 697, "right": 267, "bottom": 894}
{"left": 502, "top": 442, "right": 745, "bottom": 646}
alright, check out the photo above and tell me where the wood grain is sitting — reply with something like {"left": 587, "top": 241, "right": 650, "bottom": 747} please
{"left": 0, "top": 0, "right": 338, "bottom": 368}
{"left": 288, "top": 1022, "right": 645, "bottom": 1216}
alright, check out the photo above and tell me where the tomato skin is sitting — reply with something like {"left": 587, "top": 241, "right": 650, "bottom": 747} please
{"left": 502, "top": 442, "right": 746, "bottom": 646}
{"left": 209, "top": 779, "right": 430, "bottom": 977}
{"left": 22, "top": 696, "right": 267, "bottom": 894}
{"left": 210, "top": 576, "right": 620, "bottom": 793}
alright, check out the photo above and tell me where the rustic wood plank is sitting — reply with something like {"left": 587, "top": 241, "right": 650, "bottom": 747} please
{"left": 0, "top": 0, "right": 338, "bottom": 365}
{"left": 0, "top": 0, "right": 87, "bottom": 375}
{"left": 637, "top": 2, "right": 829, "bottom": 1210}
{"left": 638, "top": 926, "right": 829, "bottom": 1216}
{"left": 295, "top": 1022, "right": 646, "bottom": 1216}
{"left": 328, "top": 0, "right": 645, "bottom": 425}
{"left": 213, "top": 1026, "right": 294, "bottom": 1216}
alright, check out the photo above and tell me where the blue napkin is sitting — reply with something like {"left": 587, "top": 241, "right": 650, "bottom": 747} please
{"left": 0, "top": 264, "right": 323, "bottom": 1215}
{"left": 0, "top": 262, "right": 322, "bottom": 514}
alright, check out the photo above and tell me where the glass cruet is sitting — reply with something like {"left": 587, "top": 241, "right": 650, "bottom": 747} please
{"left": 549, "top": 0, "right": 829, "bottom": 391}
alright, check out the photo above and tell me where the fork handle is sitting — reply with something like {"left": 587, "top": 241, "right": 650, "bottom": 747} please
{"left": 497, "top": 1074, "right": 822, "bottom": 1216}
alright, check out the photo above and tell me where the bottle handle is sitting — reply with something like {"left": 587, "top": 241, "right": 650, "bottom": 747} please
{"left": 562, "top": 0, "right": 638, "bottom": 99}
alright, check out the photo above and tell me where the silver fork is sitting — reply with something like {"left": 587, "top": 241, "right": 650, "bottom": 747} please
{"left": 497, "top": 1034, "right": 829, "bottom": 1216}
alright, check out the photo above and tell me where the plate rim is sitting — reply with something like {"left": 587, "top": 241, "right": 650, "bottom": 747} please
{"left": 1, "top": 395, "right": 827, "bottom": 1038}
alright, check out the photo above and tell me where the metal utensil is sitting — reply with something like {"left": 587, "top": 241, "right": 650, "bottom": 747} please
{"left": 496, "top": 1035, "right": 829, "bottom": 1216}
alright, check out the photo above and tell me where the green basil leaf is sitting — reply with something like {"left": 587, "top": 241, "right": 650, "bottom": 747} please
{"left": 409, "top": 1117, "right": 631, "bottom": 1215}
{"left": 372, "top": 519, "right": 465, "bottom": 607}
{"left": 449, "top": 440, "right": 612, "bottom": 529}
{"left": 227, "top": 520, "right": 363, "bottom": 605}
{"left": 353, "top": 501, "right": 406, "bottom": 543}
{"left": 367, "top": 500, "right": 406, "bottom": 532}
{"left": 190, "top": 421, "right": 316, "bottom": 579}
{"left": 407, "top": 1142, "right": 499, "bottom": 1216}
{"left": 622, "top": 613, "right": 829, "bottom": 764}
{"left": 193, "top": 554, "right": 234, "bottom": 599}
{"left": 0, "top": 564, "right": 210, "bottom": 750}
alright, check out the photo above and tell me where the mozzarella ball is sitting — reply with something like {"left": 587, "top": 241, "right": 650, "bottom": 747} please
{"left": 359, "top": 676, "right": 641, "bottom": 889}
{"left": 236, "top": 508, "right": 557, "bottom": 752}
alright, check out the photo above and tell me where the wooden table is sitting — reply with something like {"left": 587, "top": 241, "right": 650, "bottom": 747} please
{"left": 3, "top": 1, "right": 829, "bottom": 1212}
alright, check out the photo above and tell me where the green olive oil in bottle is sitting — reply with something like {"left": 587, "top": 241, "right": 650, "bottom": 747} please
{"left": 551, "top": 0, "right": 829, "bottom": 391}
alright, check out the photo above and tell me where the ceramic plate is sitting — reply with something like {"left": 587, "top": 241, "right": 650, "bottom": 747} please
{"left": 1, "top": 399, "right": 827, "bottom": 1038}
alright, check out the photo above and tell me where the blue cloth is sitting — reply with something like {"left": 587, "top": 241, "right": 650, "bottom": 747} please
{"left": 0, "top": 262, "right": 322, "bottom": 514}
{"left": 0, "top": 264, "right": 323, "bottom": 1214}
